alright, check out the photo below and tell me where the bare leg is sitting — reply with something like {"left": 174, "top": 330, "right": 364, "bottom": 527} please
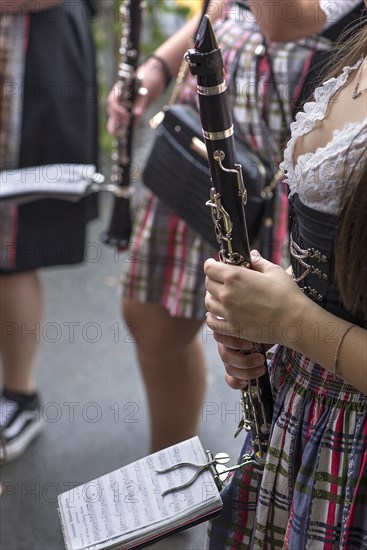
{"left": 123, "top": 299, "right": 206, "bottom": 452}
{"left": 0, "top": 271, "right": 43, "bottom": 394}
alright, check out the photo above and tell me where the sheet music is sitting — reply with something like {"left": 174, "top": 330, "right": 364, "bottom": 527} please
{"left": 58, "top": 437, "right": 222, "bottom": 550}
{"left": 0, "top": 164, "right": 103, "bottom": 201}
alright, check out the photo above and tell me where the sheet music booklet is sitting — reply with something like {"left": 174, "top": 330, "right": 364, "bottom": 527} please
{"left": 57, "top": 437, "right": 223, "bottom": 550}
{"left": 0, "top": 164, "right": 104, "bottom": 203}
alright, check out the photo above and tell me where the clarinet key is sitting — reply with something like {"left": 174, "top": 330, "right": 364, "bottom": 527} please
{"left": 234, "top": 418, "right": 244, "bottom": 438}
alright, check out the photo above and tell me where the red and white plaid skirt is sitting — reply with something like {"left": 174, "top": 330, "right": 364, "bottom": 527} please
{"left": 122, "top": 191, "right": 217, "bottom": 320}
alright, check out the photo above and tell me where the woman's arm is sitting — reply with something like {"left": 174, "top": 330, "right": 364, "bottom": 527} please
{"left": 248, "top": 0, "right": 326, "bottom": 42}
{"left": 1, "top": 0, "right": 63, "bottom": 15}
{"left": 107, "top": 0, "right": 226, "bottom": 134}
{"left": 204, "top": 255, "right": 367, "bottom": 394}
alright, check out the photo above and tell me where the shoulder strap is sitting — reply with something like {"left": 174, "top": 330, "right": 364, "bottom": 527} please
{"left": 295, "top": 2, "right": 366, "bottom": 114}
{"left": 84, "top": 0, "right": 98, "bottom": 17}
{"left": 321, "top": 1, "right": 365, "bottom": 42}
{"left": 169, "top": 0, "right": 210, "bottom": 105}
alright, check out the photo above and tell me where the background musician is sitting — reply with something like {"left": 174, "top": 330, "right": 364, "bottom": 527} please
{"left": 0, "top": 0, "right": 99, "bottom": 462}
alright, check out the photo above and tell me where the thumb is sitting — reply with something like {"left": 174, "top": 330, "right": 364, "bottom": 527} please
{"left": 250, "top": 249, "right": 276, "bottom": 274}
{"left": 132, "top": 93, "right": 149, "bottom": 119}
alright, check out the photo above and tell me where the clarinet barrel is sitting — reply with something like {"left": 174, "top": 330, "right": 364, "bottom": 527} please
{"left": 101, "top": 0, "right": 143, "bottom": 250}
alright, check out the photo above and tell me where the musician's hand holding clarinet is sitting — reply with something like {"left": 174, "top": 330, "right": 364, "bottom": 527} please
{"left": 107, "top": 54, "right": 168, "bottom": 135}
{"left": 106, "top": 0, "right": 225, "bottom": 136}
{"left": 204, "top": 254, "right": 367, "bottom": 395}
{"left": 209, "top": 330, "right": 267, "bottom": 391}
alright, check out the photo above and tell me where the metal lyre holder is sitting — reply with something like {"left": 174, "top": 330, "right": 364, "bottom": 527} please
{"left": 186, "top": 15, "right": 273, "bottom": 473}
{"left": 156, "top": 449, "right": 260, "bottom": 496}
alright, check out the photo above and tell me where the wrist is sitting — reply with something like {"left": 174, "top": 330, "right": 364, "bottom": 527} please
{"left": 143, "top": 54, "right": 172, "bottom": 90}
{"left": 277, "top": 294, "right": 351, "bottom": 376}
{"left": 272, "top": 289, "right": 319, "bottom": 350}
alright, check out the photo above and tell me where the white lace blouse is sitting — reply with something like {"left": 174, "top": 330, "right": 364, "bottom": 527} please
{"left": 281, "top": 60, "right": 367, "bottom": 215}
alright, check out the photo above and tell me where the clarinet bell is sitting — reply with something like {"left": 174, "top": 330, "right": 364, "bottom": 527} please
{"left": 100, "top": 195, "right": 132, "bottom": 251}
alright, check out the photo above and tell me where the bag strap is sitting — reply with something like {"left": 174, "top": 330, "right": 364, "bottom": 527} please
{"left": 295, "top": 2, "right": 367, "bottom": 113}
{"left": 168, "top": 0, "right": 210, "bottom": 105}
{"left": 227, "top": 38, "right": 287, "bottom": 162}
{"left": 262, "top": 42, "right": 289, "bottom": 144}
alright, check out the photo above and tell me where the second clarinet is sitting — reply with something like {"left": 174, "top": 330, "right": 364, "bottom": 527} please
{"left": 186, "top": 16, "right": 273, "bottom": 470}
{"left": 101, "top": 0, "right": 144, "bottom": 250}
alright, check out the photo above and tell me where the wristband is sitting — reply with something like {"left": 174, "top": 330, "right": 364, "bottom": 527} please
{"left": 145, "top": 54, "right": 172, "bottom": 89}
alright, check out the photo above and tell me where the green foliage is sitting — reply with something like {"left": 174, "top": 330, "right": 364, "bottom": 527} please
{"left": 143, "top": 1, "right": 189, "bottom": 53}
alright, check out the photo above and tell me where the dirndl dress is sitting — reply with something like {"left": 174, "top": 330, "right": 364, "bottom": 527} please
{"left": 0, "top": 0, "right": 98, "bottom": 274}
{"left": 207, "top": 61, "right": 367, "bottom": 549}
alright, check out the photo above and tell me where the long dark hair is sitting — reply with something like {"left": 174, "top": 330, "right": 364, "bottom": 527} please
{"left": 329, "top": 26, "right": 367, "bottom": 315}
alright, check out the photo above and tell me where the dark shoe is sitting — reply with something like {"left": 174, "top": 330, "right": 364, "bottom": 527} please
{"left": 0, "top": 392, "right": 44, "bottom": 463}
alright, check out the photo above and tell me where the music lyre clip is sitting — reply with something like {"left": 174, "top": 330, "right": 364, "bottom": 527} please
{"left": 156, "top": 450, "right": 258, "bottom": 497}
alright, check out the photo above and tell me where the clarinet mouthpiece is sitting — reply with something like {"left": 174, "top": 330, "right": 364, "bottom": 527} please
{"left": 186, "top": 16, "right": 223, "bottom": 83}
{"left": 195, "top": 14, "right": 218, "bottom": 53}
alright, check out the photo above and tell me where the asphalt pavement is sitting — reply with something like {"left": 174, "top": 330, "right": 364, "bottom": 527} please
{"left": 0, "top": 138, "right": 244, "bottom": 550}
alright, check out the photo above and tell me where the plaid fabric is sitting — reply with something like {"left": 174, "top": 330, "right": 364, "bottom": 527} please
{"left": 0, "top": 3, "right": 99, "bottom": 273}
{"left": 208, "top": 347, "right": 367, "bottom": 549}
{"left": 123, "top": 191, "right": 217, "bottom": 320}
{"left": 0, "top": 15, "right": 28, "bottom": 269}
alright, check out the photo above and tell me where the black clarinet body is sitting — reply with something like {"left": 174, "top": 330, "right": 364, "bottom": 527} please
{"left": 101, "top": 0, "right": 143, "bottom": 250}
{"left": 186, "top": 16, "right": 273, "bottom": 469}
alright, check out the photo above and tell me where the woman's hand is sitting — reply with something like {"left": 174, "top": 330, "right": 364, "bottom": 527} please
{"left": 107, "top": 83, "right": 129, "bottom": 135}
{"left": 204, "top": 252, "right": 306, "bottom": 346}
{"left": 107, "top": 57, "right": 167, "bottom": 136}
{"left": 213, "top": 331, "right": 267, "bottom": 390}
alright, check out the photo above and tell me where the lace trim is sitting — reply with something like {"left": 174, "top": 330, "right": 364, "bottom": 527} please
{"left": 280, "top": 60, "right": 367, "bottom": 214}
{"left": 282, "top": 61, "right": 360, "bottom": 166}
{"left": 290, "top": 122, "right": 366, "bottom": 213}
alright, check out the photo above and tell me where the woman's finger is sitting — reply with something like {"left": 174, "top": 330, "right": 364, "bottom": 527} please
{"left": 204, "top": 258, "right": 232, "bottom": 283}
{"left": 218, "top": 344, "right": 266, "bottom": 373}
{"left": 204, "top": 292, "right": 226, "bottom": 318}
{"left": 204, "top": 275, "right": 223, "bottom": 301}
{"left": 206, "top": 312, "right": 239, "bottom": 337}
{"left": 213, "top": 331, "right": 253, "bottom": 351}
{"left": 224, "top": 361, "right": 266, "bottom": 381}
{"left": 224, "top": 372, "right": 247, "bottom": 390}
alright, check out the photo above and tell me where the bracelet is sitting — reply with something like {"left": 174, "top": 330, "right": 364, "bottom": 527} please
{"left": 145, "top": 54, "right": 172, "bottom": 89}
{"left": 333, "top": 324, "right": 356, "bottom": 378}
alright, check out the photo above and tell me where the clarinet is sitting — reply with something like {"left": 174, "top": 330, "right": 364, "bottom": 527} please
{"left": 186, "top": 16, "right": 273, "bottom": 470}
{"left": 101, "top": 0, "right": 144, "bottom": 250}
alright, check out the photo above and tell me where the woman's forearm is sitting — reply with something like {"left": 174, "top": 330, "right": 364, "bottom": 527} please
{"left": 283, "top": 295, "right": 367, "bottom": 394}
{"left": 1, "top": 0, "right": 63, "bottom": 15}
{"left": 154, "top": 0, "right": 225, "bottom": 79}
